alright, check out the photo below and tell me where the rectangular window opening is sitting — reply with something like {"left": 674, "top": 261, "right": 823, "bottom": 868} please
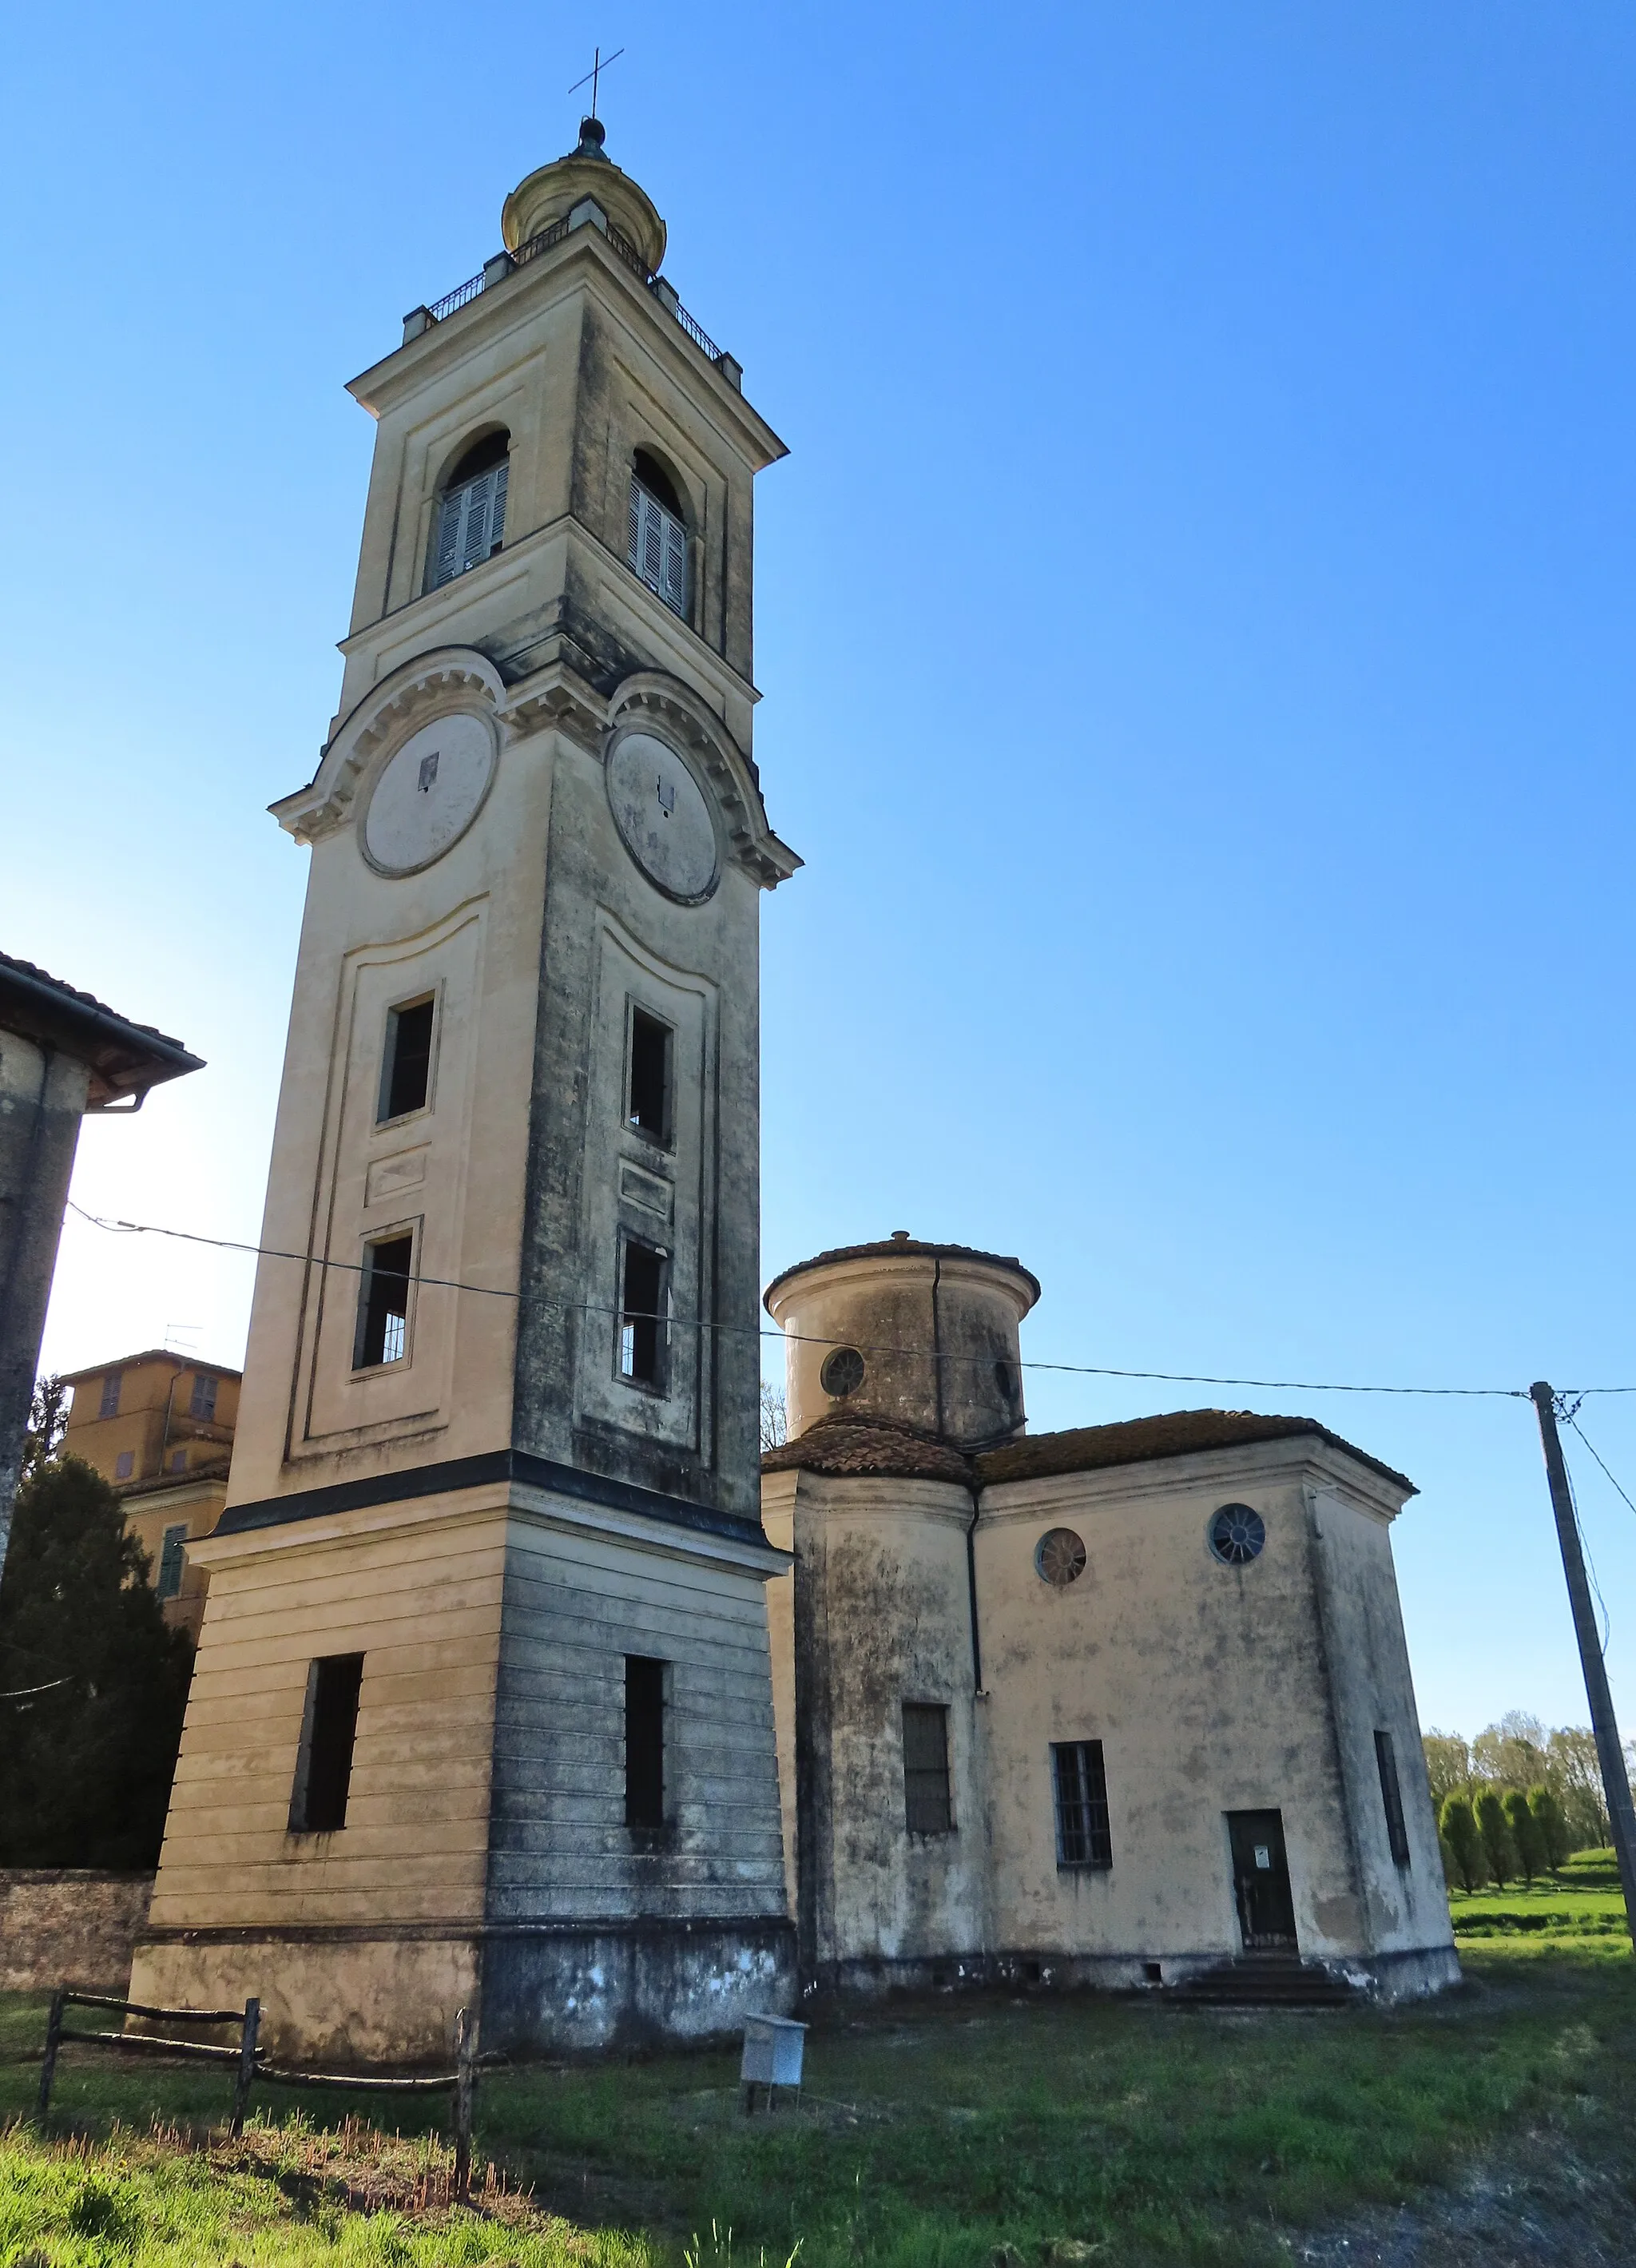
{"left": 98, "top": 1371, "right": 122, "bottom": 1420}
{"left": 903, "top": 1702, "right": 954, "bottom": 1834}
{"left": 625, "top": 1654, "right": 668, "bottom": 1835}
{"left": 114, "top": 1450, "right": 135, "bottom": 1480}
{"left": 1052, "top": 1739, "right": 1113, "bottom": 1869}
{"left": 618, "top": 1239, "right": 666, "bottom": 1388}
{"left": 355, "top": 1234, "right": 415, "bottom": 1369}
{"left": 188, "top": 1371, "right": 218, "bottom": 1421}
{"left": 1375, "top": 1729, "right": 1412, "bottom": 1868}
{"left": 379, "top": 997, "right": 435, "bottom": 1122}
{"left": 626, "top": 1007, "right": 673, "bottom": 1141}
{"left": 289, "top": 1654, "right": 364, "bottom": 1834}
{"left": 157, "top": 1524, "right": 187, "bottom": 1600}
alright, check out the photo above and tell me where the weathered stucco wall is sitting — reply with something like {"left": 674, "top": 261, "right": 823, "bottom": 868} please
{"left": 0, "top": 1870, "right": 153, "bottom": 1993}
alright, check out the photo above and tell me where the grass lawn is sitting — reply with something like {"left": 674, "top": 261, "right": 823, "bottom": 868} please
{"left": 1446, "top": 1846, "right": 1631, "bottom": 1938}
{"left": 4, "top": 1932, "right": 1635, "bottom": 2266}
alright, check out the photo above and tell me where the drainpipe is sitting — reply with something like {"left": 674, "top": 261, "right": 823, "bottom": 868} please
{"left": 965, "top": 1480, "right": 985, "bottom": 1698}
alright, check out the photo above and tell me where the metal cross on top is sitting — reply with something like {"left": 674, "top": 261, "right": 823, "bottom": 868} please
{"left": 569, "top": 45, "right": 625, "bottom": 121}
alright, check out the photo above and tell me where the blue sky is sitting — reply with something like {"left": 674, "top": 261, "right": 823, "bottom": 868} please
{"left": 6, "top": 2, "right": 1636, "bottom": 1738}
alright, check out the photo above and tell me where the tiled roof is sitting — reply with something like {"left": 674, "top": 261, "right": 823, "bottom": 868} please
{"left": 762, "top": 1406, "right": 1414, "bottom": 1496}
{"left": 975, "top": 1410, "right": 1415, "bottom": 1495}
{"left": 760, "top": 1412, "right": 974, "bottom": 1484}
{"left": 0, "top": 954, "right": 189, "bottom": 1053}
{"left": 764, "top": 1236, "right": 1040, "bottom": 1309}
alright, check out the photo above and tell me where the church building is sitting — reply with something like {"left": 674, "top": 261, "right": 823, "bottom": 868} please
{"left": 762, "top": 1236, "right": 1459, "bottom": 2002}
{"left": 129, "top": 120, "right": 1454, "bottom": 2062}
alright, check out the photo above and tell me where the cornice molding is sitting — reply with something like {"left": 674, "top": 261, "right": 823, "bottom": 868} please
{"left": 271, "top": 647, "right": 508, "bottom": 845}
{"left": 609, "top": 671, "right": 801, "bottom": 889}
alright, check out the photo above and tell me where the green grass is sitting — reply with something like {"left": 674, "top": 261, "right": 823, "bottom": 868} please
{"left": 5, "top": 1936, "right": 1636, "bottom": 2266}
{"left": 1445, "top": 1845, "right": 1632, "bottom": 1938}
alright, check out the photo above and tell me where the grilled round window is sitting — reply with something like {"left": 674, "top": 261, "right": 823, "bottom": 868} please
{"left": 1209, "top": 1503, "right": 1265, "bottom": 1566}
{"left": 820, "top": 1346, "right": 865, "bottom": 1399}
{"left": 1035, "top": 1528, "right": 1087, "bottom": 1588}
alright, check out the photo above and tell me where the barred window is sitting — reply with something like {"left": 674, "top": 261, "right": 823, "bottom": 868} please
{"left": 355, "top": 1234, "right": 414, "bottom": 1369}
{"left": 1052, "top": 1739, "right": 1113, "bottom": 1869}
{"left": 98, "top": 1370, "right": 122, "bottom": 1420}
{"left": 189, "top": 1372, "right": 217, "bottom": 1422}
{"left": 902, "top": 1702, "right": 953, "bottom": 1834}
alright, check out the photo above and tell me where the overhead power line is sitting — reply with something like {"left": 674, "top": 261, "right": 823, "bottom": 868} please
{"left": 66, "top": 1201, "right": 1539, "bottom": 1400}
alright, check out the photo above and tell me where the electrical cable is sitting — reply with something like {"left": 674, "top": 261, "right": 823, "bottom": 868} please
{"left": 62, "top": 1201, "right": 1532, "bottom": 1399}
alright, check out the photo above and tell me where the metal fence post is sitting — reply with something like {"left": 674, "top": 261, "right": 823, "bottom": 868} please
{"left": 35, "top": 1987, "right": 65, "bottom": 2123}
{"left": 452, "top": 2005, "right": 475, "bottom": 2202}
{"left": 229, "top": 1997, "right": 260, "bottom": 2138}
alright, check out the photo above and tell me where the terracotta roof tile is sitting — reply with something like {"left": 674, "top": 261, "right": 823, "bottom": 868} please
{"left": 763, "top": 1407, "right": 1414, "bottom": 1496}
{"left": 760, "top": 1413, "right": 973, "bottom": 1484}
{"left": 975, "top": 1409, "right": 1415, "bottom": 1495}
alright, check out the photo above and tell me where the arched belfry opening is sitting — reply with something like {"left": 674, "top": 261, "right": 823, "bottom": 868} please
{"left": 628, "top": 447, "right": 689, "bottom": 618}
{"left": 428, "top": 428, "right": 510, "bottom": 590}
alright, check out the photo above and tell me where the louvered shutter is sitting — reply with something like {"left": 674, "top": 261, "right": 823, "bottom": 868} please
{"left": 627, "top": 477, "right": 642, "bottom": 570}
{"left": 662, "top": 512, "right": 686, "bottom": 614}
{"left": 641, "top": 492, "right": 664, "bottom": 589}
{"left": 459, "top": 470, "right": 493, "bottom": 574}
{"left": 434, "top": 489, "right": 462, "bottom": 586}
{"left": 489, "top": 457, "right": 507, "bottom": 550}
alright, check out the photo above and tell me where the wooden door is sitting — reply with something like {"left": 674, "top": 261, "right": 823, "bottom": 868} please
{"left": 1226, "top": 1809, "right": 1297, "bottom": 1950}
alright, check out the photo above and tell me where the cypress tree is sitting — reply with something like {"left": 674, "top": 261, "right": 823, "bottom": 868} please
{"left": 1474, "top": 1788, "right": 1515, "bottom": 1889}
{"left": 1503, "top": 1789, "right": 1544, "bottom": 1885}
{"left": 0, "top": 1455, "right": 193, "bottom": 1867}
{"left": 1528, "top": 1784, "right": 1570, "bottom": 1873}
{"left": 1440, "top": 1794, "right": 1483, "bottom": 1892}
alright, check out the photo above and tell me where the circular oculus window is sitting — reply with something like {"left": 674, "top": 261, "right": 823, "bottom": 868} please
{"left": 820, "top": 1346, "right": 865, "bottom": 1399}
{"left": 361, "top": 712, "right": 497, "bottom": 876}
{"left": 606, "top": 729, "right": 720, "bottom": 903}
{"left": 1209, "top": 1503, "right": 1266, "bottom": 1566}
{"left": 1035, "top": 1527, "right": 1087, "bottom": 1588}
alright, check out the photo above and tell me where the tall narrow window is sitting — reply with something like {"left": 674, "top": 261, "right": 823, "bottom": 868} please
{"left": 1052, "top": 1739, "right": 1113, "bottom": 1869}
{"left": 625, "top": 1654, "right": 668, "bottom": 1836}
{"left": 379, "top": 997, "right": 435, "bottom": 1122}
{"left": 627, "top": 451, "right": 688, "bottom": 618}
{"left": 114, "top": 1450, "right": 134, "bottom": 1480}
{"left": 627, "top": 1007, "right": 672, "bottom": 1140}
{"left": 157, "top": 1524, "right": 187, "bottom": 1601}
{"left": 355, "top": 1234, "right": 415, "bottom": 1368}
{"left": 1375, "top": 1730, "right": 1412, "bottom": 1867}
{"left": 189, "top": 1371, "right": 218, "bottom": 1422}
{"left": 429, "top": 432, "right": 509, "bottom": 590}
{"left": 618, "top": 1239, "right": 666, "bottom": 1388}
{"left": 903, "top": 1702, "right": 954, "bottom": 1834}
{"left": 288, "top": 1654, "right": 365, "bottom": 1833}
{"left": 98, "top": 1371, "right": 121, "bottom": 1420}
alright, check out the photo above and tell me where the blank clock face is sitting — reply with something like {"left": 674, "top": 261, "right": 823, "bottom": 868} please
{"left": 606, "top": 729, "right": 719, "bottom": 903}
{"left": 362, "top": 713, "right": 496, "bottom": 875}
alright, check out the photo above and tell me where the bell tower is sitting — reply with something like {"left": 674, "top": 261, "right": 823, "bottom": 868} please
{"left": 131, "top": 121, "right": 800, "bottom": 2059}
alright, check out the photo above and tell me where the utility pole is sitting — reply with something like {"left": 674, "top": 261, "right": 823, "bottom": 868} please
{"left": 1530, "top": 1382, "right": 1636, "bottom": 1946}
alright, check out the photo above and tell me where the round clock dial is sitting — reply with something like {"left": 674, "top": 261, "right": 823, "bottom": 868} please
{"left": 362, "top": 713, "right": 496, "bottom": 876}
{"left": 606, "top": 729, "right": 719, "bottom": 903}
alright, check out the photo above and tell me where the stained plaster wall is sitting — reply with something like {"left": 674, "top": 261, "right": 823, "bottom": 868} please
{"left": 764, "top": 1472, "right": 985, "bottom": 1981}
{"left": 766, "top": 1438, "right": 1456, "bottom": 1992}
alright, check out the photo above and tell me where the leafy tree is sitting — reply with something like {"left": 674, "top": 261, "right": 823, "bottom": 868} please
{"left": 1474, "top": 1788, "right": 1515, "bottom": 1889}
{"left": 1503, "top": 1789, "right": 1544, "bottom": 1885}
{"left": 1549, "top": 1727, "right": 1612, "bottom": 1849}
{"left": 1528, "top": 1784, "right": 1570, "bottom": 1873}
{"left": 1439, "top": 1795, "right": 1483, "bottom": 1893}
{"left": 1472, "top": 1711, "right": 1550, "bottom": 1793}
{"left": 0, "top": 1454, "right": 193, "bottom": 1868}
{"left": 1422, "top": 1731, "right": 1472, "bottom": 1809}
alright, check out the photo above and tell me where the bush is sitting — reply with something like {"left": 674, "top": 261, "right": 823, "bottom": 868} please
{"left": 1503, "top": 1789, "right": 1545, "bottom": 1885}
{"left": 1475, "top": 1789, "right": 1516, "bottom": 1889}
{"left": 1440, "top": 1795, "right": 1484, "bottom": 1892}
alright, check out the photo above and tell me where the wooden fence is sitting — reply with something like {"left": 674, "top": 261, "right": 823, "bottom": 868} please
{"left": 35, "top": 1990, "right": 479, "bottom": 2196}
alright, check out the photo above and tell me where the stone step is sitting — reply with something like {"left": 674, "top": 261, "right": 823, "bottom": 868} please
{"left": 1165, "top": 1956, "right": 1359, "bottom": 2008}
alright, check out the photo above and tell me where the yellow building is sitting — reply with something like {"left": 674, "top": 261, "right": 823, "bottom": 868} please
{"left": 60, "top": 1352, "right": 241, "bottom": 1642}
